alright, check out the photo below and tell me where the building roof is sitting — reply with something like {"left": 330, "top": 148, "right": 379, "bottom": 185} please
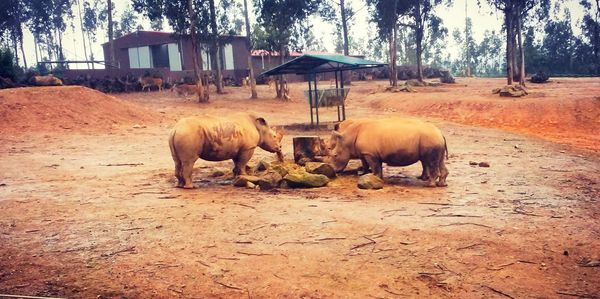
{"left": 101, "top": 31, "right": 247, "bottom": 46}
{"left": 251, "top": 50, "right": 364, "bottom": 58}
{"left": 260, "top": 54, "right": 386, "bottom": 76}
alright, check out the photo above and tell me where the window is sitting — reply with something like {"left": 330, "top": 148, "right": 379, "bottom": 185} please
{"left": 201, "top": 48, "right": 211, "bottom": 70}
{"left": 128, "top": 48, "right": 139, "bottom": 68}
{"left": 128, "top": 46, "right": 152, "bottom": 69}
{"left": 223, "top": 43, "right": 234, "bottom": 70}
{"left": 151, "top": 44, "right": 169, "bottom": 68}
{"left": 167, "top": 43, "right": 182, "bottom": 71}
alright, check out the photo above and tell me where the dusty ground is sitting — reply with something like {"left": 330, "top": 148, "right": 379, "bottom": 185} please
{"left": 1, "top": 78, "right": 599, "bottom": 298}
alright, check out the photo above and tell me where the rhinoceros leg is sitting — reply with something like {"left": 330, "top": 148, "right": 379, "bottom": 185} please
{"left": 233, "top": 149, "right": 254, "bottom": 176}
{"left": 436, "top": 157, "right": 449, "bottom": 187}
{"left": 181, "top": 160, "right": 196, "bottom": 189}
{"left": 360, "top": 157, "right": 371, "bottom": 174}
{"left": 424, "top": 147, "right": 446, "bottom": 187}
{"left": 364, "top": 155, "right": 383, "bottom": 179}
{"left": 418, "top": 161, "right": 429, "bottom": 180}
{"left": 174, "top": 161, "right": 184, "bottom": 187}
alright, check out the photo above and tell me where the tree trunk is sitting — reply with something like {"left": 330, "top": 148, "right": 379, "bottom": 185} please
{"left": 89, "top": 37, "right": 95, "bottom": 69}
{"left": 208, "top": 0, "right": 224, "bottom": 94}
{"left": 33, "top": 35, "right": 39, "bottom": 66}
{"left": 19, "top": 34, "right": 27, "bottom": 69}
{"left": 340, "top": 0, "right": 349, "bottom": 56}
{"left": 389, "top": 26, "right": 398, "bottom": 87}
{"left": 13, "top": 38, "right": 19, "bottom": 66}
{"left": 415, "top": 4, "right": 424, "bottom": 82}
{"left": 415, "top": 28, "right": 424, "bottom": 82}
{"left": 465, "top": 0, "right": 470, "bottom": 77}
{"left": 108, "top": 0, "right": 115, "bottom": 70}
{"left": 76, "top": 0, "right": 89, "bottom": 69}
{"left": 505, "top": 8, "right": 514, "bottom": 85}
{"left": 243, "top": 0, "right": 257, "bottom": 98}
{"left": 187, "top": 0, "right": 207, "bottom": 102}
{"left": 594, "top": 0, "right": 600, "bottom": 74}
{"left": 517, "top": 14, "right": 525, "bottom": 86}
{"left": 58, "top": 29, "right": 64, "bottom": 61}
{"left": 276, "top": 45, "right": 285, "bottom": 99}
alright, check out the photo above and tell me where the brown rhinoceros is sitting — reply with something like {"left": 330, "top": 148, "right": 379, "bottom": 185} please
{"left": 169, "top": 113, "right": 283, "bottom": 188}
{"left": 328, "top": 117, "right": 448, "bottom": 187}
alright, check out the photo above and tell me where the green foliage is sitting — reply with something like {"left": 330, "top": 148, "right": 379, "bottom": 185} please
{"left": 83, "top": 0, "right": 107, "bottom": 42}
{"left": 217, "top": 0, "right": 244, "bottom": 35}
{"left": 0, "top": 47, "right": 22, "bottom": 80}
{"left": 114, "top": 5, "right": 140, "bottom": 38}
{"left": 254, "top": 0, "right": 323, "bottom": 53}
{"left": 133, "top": 0, "right": 211, "bottom": 40}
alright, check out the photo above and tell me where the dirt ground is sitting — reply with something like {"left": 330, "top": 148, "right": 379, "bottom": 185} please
{"left": 1, "top": 78, "right": 599, "bottom": 298}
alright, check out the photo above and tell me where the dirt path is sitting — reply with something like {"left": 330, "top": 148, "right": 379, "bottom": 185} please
{"left": 1, "top": 80, "right": 599, "bottom": 298}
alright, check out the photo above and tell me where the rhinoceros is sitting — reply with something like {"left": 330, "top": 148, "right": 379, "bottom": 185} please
{"left": 328, "top": 117, "right": 448, "bottom": 187}
{"left": 169, "top": 113, "right": 283, "bottom": 188}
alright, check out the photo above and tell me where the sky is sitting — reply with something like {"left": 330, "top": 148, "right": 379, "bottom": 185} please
{"left": 18, "top": 0, "right": 588, "bottom": 69}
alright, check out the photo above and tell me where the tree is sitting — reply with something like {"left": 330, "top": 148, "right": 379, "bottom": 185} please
{"left": 114, "top": 5, "right": 140, "bottom": 38}
{"left": 254, "top": 0, "right": 322, "bottom": 99}
{"left": 150, "top": 18, "right": 164, "bottom": 31}
{"left": 107, "top": 0, "right": 115, "bottom": 68}
{"left": 134, "top": 0, "right": 212, "bottom": 102}
{"left": 486, "top": 0, "right": 549, "bottom": 85}
{"left": 243, "top": 0, "right": 257, "bottom": 99}
{"left": 421, "top": 15, "right": 447, "bottom": 68}
{"left": 541, "top": 8, "right": 576, "bottom": 74}
{"left": 0, "top": 47, "right": 22, "bottom": 81}
{"left": 208, "top": 0, "right": 224, "bottom": 94}
{"left": 321, "top": 0, "right": 354, "bottom": 55}
{"left": 396, "top": 0, "right": 446, "bottom": 82}
{"left": 368, "top": 0, "right": 400, "bottom": 86}
{"left": 0, "top": 0, "right": 27, "bottom": 68}
{"left": 580, "top": 0, "right": 600, "bottom": 74}
{"left": 452, "top": 17, "right": 476, "bottom": 75}
{"left": 476, "top": 30, "right": 504, "bottom": 76}
{"left": 83, "top": 0, "right": 106, "bottom": 67}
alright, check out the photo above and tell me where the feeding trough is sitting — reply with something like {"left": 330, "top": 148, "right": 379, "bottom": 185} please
{"left": 292, "top": 136, "right": 329, "bottom": 165}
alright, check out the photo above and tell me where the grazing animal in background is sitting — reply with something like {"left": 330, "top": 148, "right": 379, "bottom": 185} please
{"left": 168, "top": 113, "right": 284, "bottom": 189}
{"left": 327, "top": 117, "right": 449, "bottom": 187}
{"left": 31, "top": 75, "right": 63, "bottom": 86}
{"left": 265, "top": 77, "right": 274, "bottom": 88}
{"left": 171, "top": 83, "right": 200, "bottom": 98}
{"left": 138, "top": 76, "right": 163, "bottom": 92}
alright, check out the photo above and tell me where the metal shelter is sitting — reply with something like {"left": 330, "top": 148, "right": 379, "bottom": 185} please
{"left": 260, "top": 54, "right": 386, "bottom": 128}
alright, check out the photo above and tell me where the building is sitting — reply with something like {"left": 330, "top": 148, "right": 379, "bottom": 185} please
{"left": 62, "top": 31, "right": 250, "bottom": 83}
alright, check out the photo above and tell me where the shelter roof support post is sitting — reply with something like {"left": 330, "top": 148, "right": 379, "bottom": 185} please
{"left": 335, "top": 71, "right": 341, "bottom": 121}
{"left": 340, "top": 71, "right": 346, "bottom": 120}
{"left": 314, "top": 73, "right": 319, "bottom": 130}
{"left": 308, "top": 74, "right": 314, "bottom": 127}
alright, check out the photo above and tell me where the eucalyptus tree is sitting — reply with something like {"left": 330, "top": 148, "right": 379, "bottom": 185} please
{"left": 254, "top": 0, "right": 323, "bottom": 99}
{"left": 133, "top": 0, "right": 212, "bottom": 102}
{"left": 485, "top": 0, "right": 550, "bottom": 85}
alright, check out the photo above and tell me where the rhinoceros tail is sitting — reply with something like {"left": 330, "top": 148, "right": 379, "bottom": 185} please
{"left": 443, "top": 135, "right": 448, "bottom": 160}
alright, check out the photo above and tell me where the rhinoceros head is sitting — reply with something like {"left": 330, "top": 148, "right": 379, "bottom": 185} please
{"left": 255, "top": 117, "right": 283, "bottom": 154}
{"left": 327, "top": 131, "right": 351, "bottom": 172}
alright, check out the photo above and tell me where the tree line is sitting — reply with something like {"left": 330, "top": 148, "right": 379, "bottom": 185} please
{"left": 1, "top": 0, "right": 599, "bottom": 99}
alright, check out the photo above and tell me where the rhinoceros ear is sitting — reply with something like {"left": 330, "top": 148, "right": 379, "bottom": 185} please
{"left": 332, "top": 131, "right": 343, "bottom": 140}
{"left": 255, "top": 117, "right": 268, "bottom": 127}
